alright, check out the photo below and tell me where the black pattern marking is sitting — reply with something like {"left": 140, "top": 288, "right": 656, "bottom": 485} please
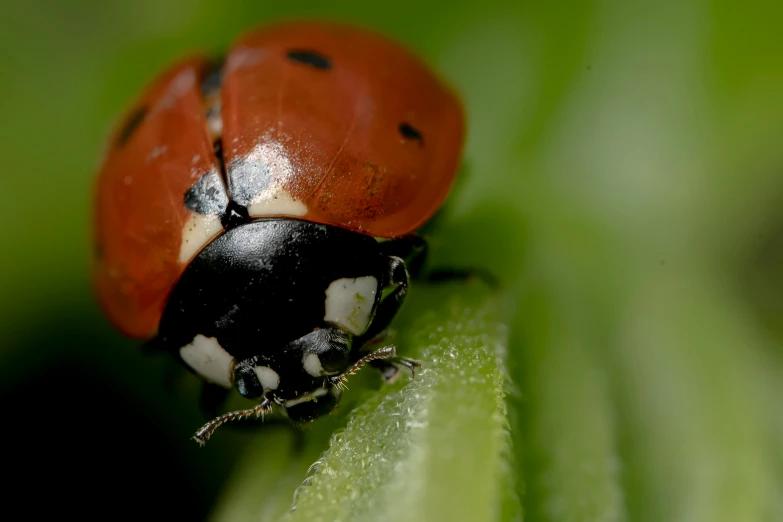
{"left": 398, "top": 122, "right": 423, "bottom": 142}
{"left": 184, "top": 171, "right": 229, "bottom": 216}
{"left": 286, "top": 50, "right": 332, "bottom": 70}
{"left": 227, "top": 154, "right": 272, "bottom": 207}
{"left": 116, "top": 106, "right": 147, "bottom": 147}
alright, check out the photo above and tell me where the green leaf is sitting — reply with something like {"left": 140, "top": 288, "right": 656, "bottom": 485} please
{"left": 211, "top": 284, "right": 518, "bottom": 522}
{"left": 514, "top": 286, "right": 627, "bottom": 522}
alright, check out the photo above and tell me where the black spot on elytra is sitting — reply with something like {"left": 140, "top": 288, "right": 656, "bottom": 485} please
{"left": 184, "top": 171, "right": 228, "bottom": 216}
{"left": 185, "top": 138, "right": 231, "bottom": 216}
{"left": 116, "top": 106, "right": 147, "bottom": 147}
{"left": 286, "top": 50, "right": 332, "bottom": 70}
{"left": 399, "top": 122, "right": 423, "bottom": 142}
{"left": 226, "top": 154, "right": 273, "bottom": 207}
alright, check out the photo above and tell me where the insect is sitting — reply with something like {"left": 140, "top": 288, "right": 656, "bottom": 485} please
{"left": 93, "top": 21, "right": 464, "bottom": 444}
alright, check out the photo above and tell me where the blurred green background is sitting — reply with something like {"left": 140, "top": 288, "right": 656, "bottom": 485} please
{"left": 2, "top": 1, "right": 783, "bottom": 521}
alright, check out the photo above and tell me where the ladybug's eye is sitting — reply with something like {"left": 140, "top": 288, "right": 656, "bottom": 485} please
{"left": 234, "top": 365, "right": 264, "bottom": 399}
{"left": 286, "top": 49, "right": 332, "bottom": 70}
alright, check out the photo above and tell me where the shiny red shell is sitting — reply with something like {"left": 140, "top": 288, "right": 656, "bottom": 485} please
{"left": 94, "top": 21, "right": 465, "bottom": 340}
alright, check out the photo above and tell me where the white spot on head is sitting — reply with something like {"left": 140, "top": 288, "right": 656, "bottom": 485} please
{"left": 253, "top": 366, "right": 280, "bottom": 391}
{"left": 179, "top": 335, "right": 234, "bottom": 388}
{"left": 178, "top": 213, "right": 223, "bottom": 264}
{"left": 284, "top": 387, "right": 329, "bottom": 408}
{"left": 324, "top": 276, "right": 378, "bottom": 335}
{"left": 302, "top": 353, "right": 331, "bottom": 377}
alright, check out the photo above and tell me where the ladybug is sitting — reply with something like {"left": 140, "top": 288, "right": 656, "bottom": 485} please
{"left": 93, "top": 21, "right": 464, "bottom": 444}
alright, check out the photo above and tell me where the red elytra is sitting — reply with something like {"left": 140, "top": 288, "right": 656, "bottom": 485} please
{"left": 93, "top": 21, "right": 465, "bottom": 340}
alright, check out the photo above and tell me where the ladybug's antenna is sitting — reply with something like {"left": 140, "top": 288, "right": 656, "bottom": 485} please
{"left": 192, "top": 398, "right": 272, "bottom": 446}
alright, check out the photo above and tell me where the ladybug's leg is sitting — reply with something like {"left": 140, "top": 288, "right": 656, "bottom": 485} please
{"left": 356, "top": 255, "right": 409, "bottom": 345}
{"left": 328, "top": 345, "right": 420, "bottom": 388}
{"left": 378, "top": 235, "right": 428, "bottom": 278}
{"left": 353, "top": 254, "right": 421, "bottom": 382}
{"left": 351, "top": 330, "right": 419, "bottom": 383}
{"left": 379, "top": 234, "right": 497, "bottom": 287}
{"left": 369, "top": 356, "right": 422, "bottom": 383}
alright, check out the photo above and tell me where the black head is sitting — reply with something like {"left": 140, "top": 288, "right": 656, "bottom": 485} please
{"left": 159, "top": 218, "right": 389, "bottom": 422}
